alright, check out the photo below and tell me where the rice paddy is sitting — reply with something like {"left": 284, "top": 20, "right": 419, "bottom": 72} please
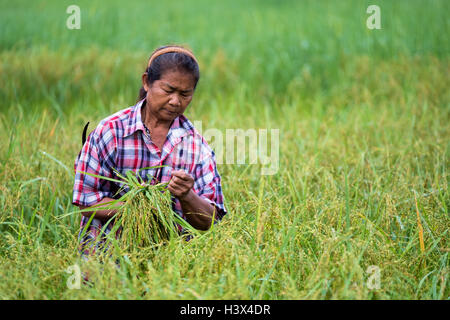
{"left": 0, "top": 0, "right": 448, "bottom": 299}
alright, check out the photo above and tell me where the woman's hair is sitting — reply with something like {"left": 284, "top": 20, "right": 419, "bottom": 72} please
{"left": 137, "top": 45, "right": 200, "bottom": 101}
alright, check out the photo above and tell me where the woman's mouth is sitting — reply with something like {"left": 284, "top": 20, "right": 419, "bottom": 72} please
{"left": 165, "top": 109, "right": 178, "bottom": 115}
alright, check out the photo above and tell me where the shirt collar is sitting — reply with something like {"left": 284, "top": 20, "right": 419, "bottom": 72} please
{"left": 123, "top": 99, "right": 146, "bottom": 138}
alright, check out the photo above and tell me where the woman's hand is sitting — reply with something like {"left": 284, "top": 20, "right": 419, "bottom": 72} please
{"left": 168, "top": 170, "right": 195, "bottom": 200}
{"left": 168, "top": 170, "right": 217, "bottom": 230}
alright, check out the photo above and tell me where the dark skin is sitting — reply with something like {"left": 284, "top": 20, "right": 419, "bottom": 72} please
{"left": 79, "top": 68, "right": 217, "bottom": 231}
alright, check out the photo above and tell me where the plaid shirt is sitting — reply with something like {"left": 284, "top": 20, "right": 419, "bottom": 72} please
{"left": 73, "top": 99, "right": 227, "bottom": 255}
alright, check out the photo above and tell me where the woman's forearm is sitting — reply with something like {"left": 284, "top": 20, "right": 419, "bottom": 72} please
{"left": 79, "top": 197, "right": 124, "bottom": 221}
{"left": 179, "top": 190, "right": 216, "bottom": 231}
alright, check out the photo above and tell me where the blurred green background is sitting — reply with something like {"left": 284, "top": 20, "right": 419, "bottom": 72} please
{"left": 1, "top": 0, "right": 448, "bottom": 116}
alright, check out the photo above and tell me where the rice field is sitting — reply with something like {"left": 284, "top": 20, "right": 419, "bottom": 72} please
{"left": 0, "top": 0, "right": 448, "bottom": 299}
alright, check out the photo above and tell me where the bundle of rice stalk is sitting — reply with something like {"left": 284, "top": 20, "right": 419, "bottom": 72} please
{"left": 119, "top": 179, "right": 181, "bottom": 251}
{"left": 76, "top": 166, "right": 200, "bottom": 253}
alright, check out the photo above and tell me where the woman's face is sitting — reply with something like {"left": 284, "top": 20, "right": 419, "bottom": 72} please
{"left": 142, "top": 69, "right": 196, "bottom": 122}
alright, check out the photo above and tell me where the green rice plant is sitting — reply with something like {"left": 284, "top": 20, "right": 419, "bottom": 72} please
{"left": 119, "top": 184, "right": 176, "bottom": 251}
{"left": 67, "top": 166, "right": 201, "bottom": 256}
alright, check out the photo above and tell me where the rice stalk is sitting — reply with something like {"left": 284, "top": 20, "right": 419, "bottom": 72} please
{"left": 119, "top": 182, "right": 179, "bottom": 251}
{"left": 73, "top": 168, "right": 200, "bottom": 255}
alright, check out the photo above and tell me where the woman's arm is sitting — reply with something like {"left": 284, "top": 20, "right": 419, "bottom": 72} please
{"left": 179, "top": 189, "right": 216, "bottom": 231}
{"left": 78, "top": 197, "right": 124, "bottom": 222}
{"left": 168, "top": 170, "right": 216, "bottom": 230}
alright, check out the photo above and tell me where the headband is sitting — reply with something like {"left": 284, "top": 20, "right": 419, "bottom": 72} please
{"left": 147, "top": 46, "right": 198, "bottom": 69}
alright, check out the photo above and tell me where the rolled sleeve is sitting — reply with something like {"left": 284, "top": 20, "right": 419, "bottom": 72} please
{"left": 72, "top": 130, "right": 115, "bottom": 207}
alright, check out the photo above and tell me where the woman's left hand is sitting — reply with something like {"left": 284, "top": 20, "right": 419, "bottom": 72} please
{"left": 168, "top": 170, "right": 195, "bottom": 200}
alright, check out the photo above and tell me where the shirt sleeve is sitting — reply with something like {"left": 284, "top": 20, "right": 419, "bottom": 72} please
{"left": 72, "top": 128, "right": 116, "bottom": 207}
{"left": 193, "top": 151, "right": 227, "bottom": 221}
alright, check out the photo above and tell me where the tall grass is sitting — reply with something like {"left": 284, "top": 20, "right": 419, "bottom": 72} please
{"left": 0, "top": 0, "right": 448, "bottom": 299}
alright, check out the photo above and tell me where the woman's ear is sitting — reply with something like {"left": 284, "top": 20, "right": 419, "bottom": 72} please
{"left": 142, "top": 73, "right": 149, "bottom": 92}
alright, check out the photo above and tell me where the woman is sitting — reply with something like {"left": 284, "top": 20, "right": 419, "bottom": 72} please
{"left": 72, "top": 45, "right": 227, "bottom": 256}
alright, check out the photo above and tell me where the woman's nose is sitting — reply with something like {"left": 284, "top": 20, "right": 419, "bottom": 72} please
{"left": 169, "top": 94, "right": 181, "bottom": 107}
